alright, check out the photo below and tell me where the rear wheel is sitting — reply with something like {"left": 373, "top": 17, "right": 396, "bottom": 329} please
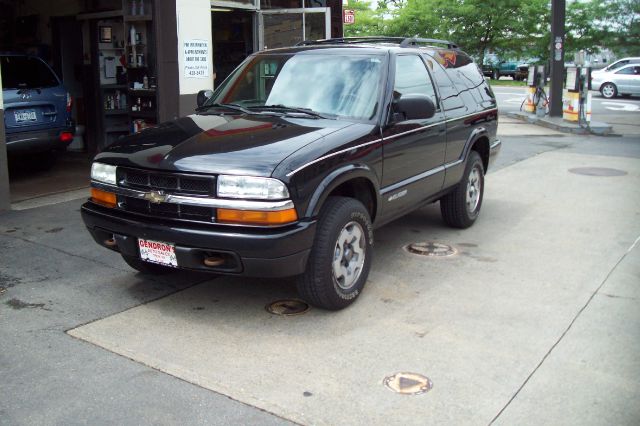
{"left": 297, "top": 197, "right": 373, "bottom": 310}
{"left": 600, "top": 82, "right": 617, "bottom": 99}
{"left": 121, "top": 254, "right": 175, "bottom": 275}
{"left": 440, "top": 151, "right": 485, "bottom": 229}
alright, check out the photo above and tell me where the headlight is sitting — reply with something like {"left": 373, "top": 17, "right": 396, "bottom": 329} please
{"left": 217, "top": 175, "right": 289, "bottom": 200}
{"left": 91, "top": 163, "right": 117, "bottom": 185}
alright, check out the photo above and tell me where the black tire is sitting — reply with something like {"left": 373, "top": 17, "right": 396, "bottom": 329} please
{"left": 121, "top": 254, "right": 175, "bottom": 275}
{"left": 600, "top": 82, "right": 617, "bottom": 99}
{"left": 296, "top": 196, "right": 373, "bottom": 310}
{"left": 492, "top": 70, "right": 500, "bottom": 80}
{"left": 440, "top": 150, "right": 485, "bottom": 229}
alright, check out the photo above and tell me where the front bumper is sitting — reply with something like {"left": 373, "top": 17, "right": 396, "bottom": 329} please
{"left": 6, "top": 125, "right": 74, "bottom": 154}
{"left": 81, "top": 202, "right": 316, "bottom": 277}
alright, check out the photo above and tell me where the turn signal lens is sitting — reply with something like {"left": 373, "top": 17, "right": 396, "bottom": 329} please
{"left": 217, "top": 208, "right": 298, "bottom": 225}
{"left": 91, "top": 188, "right": 117, "bottom": 208}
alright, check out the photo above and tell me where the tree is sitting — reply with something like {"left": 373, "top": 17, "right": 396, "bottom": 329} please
{"left": 345, "top": 0, "right": 639, "bottom": 62}
{"left": 343, "top": 0, "right": 387, "bottom": 37}
{"left": 380, "top": 0, "right": 549, "bottom": 64}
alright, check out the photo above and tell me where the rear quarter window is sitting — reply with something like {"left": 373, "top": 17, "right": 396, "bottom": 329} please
{"left": 422, "top": 54, "right": 464, "bottom": 111}
{"left": 1, "top": 56, "right": 59, "bottom": 89}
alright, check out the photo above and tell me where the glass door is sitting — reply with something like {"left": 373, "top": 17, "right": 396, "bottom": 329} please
{"left": 258, "top": 8, "right": 330, "bottom": 51}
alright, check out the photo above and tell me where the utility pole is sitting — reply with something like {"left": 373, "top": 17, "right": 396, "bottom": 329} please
{"left": 549, "top": 0, "right": 566, "bottom": 117}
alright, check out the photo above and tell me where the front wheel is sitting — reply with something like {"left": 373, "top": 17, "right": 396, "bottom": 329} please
{"left": 440, "top": 151, "right": 485, "bottom": 229}
{"left": 492, "top": 70, "right": 500, "bottom": 80}
{"left": 297, "top": 197, "right": 373, "bottom": 310}
{"left": 600, "top": 82, "right": 617, "bottom": 99}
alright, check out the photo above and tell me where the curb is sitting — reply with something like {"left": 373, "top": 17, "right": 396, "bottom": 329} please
{"left": 506, "top": 112, "right": 614, "bottom": 136}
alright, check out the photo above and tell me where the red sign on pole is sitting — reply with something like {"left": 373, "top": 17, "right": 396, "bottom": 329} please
{"left": 343, "top": 9, "right": 355, "bottom": 25}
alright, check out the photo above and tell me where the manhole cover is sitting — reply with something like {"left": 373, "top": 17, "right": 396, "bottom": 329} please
{"left": 568, "top": 167, "right": 627, "bottom": 177}
{"left": 383, "top": 372, "right": 433, "bottom": 395}
{"left": 405, "top": 242, "right": 457, "bottom": 257}
{"left": 266, "top": 299, "right": 310, "bottom": 316}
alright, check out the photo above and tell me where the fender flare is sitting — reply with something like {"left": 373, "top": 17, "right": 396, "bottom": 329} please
{"left": 305, "top": 164, "right": 380, "bottom": 219}
{"left": 459, "top": 126, "right": 490, "bottom": 166}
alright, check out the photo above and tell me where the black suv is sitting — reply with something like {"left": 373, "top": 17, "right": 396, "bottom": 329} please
{"left": 82, "top": 37, "right": 500, "bottom": 310}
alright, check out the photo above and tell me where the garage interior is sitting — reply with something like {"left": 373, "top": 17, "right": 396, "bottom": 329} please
{"left": 0, "top": 0, "right": 162, "bottom": 208}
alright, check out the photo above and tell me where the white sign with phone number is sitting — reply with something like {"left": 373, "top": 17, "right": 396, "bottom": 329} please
{"left": 183, "top": 39, "right": 209, "bottom": 78}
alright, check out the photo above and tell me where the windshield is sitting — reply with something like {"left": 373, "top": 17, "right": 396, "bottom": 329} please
{"left": 209, "top": 53, "right": 384, "bottom": 121}
{"left": 1, "top": 55, "right": 60, "bottom": 89}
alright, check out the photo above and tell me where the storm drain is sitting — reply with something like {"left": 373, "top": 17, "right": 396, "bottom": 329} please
{"left": 404, "top": 242, "right": 457, "bottom": 257}
{"left": 569, "top": 167, "right": 627, "bottom": 177}
{"left": 266, "top": 299, "right": 310, "bottom": 316}
{"left": 383, "top": 372, "right": 433, "bottom": 395}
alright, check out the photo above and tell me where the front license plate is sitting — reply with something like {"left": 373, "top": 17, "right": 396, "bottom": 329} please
{"left": 138, "top": 238, "right": 178, "bottom": 267}
{"left": 14, "top": 110, "right": 37, "bottom": 122}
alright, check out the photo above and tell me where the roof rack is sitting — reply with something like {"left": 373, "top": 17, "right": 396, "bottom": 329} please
{"left": 296, "top": 36, "right": 458, "bottom": 50}
{"left": 400, "top": 37, "right": 458, "bottom": 49}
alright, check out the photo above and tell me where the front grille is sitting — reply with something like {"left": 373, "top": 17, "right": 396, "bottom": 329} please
{"left": 115, "top": 167, "right": 216, "bottom": 223}
{"left": 119, "top": 195, "right": 215, "bottom": 222}
{"left": 117, "top": 167, "right": 215, "bottom": 196}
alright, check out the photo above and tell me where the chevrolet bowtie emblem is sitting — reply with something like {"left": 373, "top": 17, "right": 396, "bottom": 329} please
{"left": 143, "top": 190, "right": 167, "bottom": 204}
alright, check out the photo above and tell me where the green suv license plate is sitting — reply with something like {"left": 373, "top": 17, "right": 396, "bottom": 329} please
{"left": 138, "top": 238, "right": 178, "bottom": 267}
{"left": 14, "top": 110, "right": 37, "bottom": 122}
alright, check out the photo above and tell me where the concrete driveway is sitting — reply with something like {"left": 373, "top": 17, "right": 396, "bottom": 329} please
{"left": 1, "top": 122, "right": 639, "bottom": 425}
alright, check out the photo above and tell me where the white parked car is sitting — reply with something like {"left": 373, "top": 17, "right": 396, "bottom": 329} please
{"left": 591, "top": 64, "right": 640, "bottom": 99}
{"left": 591, "top": 57, "right": 640, "bottom": 76}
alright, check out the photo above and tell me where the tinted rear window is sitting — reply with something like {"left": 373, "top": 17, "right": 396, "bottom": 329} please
{"left": 1, "top": 56, "right": 59, "bottom": 89}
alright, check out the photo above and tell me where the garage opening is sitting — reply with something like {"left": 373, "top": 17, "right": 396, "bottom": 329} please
{"left": 211, "top": 10, "right": 255, "bottom": 88}
{"left": 0, "top": 0, "right": 165, "bottom": 209}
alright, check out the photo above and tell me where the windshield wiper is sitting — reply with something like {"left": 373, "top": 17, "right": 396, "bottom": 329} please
{"left": 197, "top": 103, "right": 252, "bottom": 114}
{"left": 250, "top": 105, "right": 332, "bottom": 119}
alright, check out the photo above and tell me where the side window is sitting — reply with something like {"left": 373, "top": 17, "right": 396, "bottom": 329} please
{"left": 425, "top": 57, "right": 465, "bottom": 111}
{"left": 615, "top": 67, "right": 634, "bottom": 75}
{"left": 394, "top": 55, "right": 438, "bottom": 107}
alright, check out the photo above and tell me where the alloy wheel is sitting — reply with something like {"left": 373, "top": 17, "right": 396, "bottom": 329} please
{"left": 332, "top": 221, "right": 366, "bottom": 290}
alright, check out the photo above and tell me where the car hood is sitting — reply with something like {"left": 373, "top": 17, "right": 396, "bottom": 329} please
{"left": 95, "top": 113, "right": 355, "bottom": 176}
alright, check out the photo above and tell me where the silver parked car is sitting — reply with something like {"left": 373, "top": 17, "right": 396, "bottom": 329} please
{"left": 591, "top": 64, "right": 640, "bottom": 99}
{"left": 592, "top": 57, "right": 640, "bottom": 76}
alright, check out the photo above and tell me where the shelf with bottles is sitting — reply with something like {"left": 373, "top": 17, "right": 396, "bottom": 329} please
{"left": 130, "top": 95, "right": 155, "bottom": 114}
{"left": 102, "top": 89, "right": 128, "bottom": 113}
{"left": 125, "top": 0, "right": 152, "bottom": 19}
{"left": 132, "top": 118, "right": 156, "bottom": 134}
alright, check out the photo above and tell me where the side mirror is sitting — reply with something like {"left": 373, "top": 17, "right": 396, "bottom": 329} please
{"left": 393, "top": 94, "right": 436, "bottom": 121}
{"left": 196, "top": 89, "right": 214, "bottom": 107}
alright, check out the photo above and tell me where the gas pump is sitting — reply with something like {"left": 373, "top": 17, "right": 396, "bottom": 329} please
{"left": 563, "top": 66, "right": 592, "bottom": 125}
{"left": 523, "top": 66, "right": 537, "bottom": 113}
{"left": 523, "top": 65, "right": 547, "bottom": 115}
{"left": 563, "top": 50, "right": 592, "bottom": 125}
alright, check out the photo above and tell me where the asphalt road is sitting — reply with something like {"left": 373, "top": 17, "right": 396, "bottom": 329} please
{"left": 492, "top": 85, "right": 640, "bottom": 114}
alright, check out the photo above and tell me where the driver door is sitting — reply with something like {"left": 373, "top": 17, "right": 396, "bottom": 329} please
{"left": 380, "top": 54, "right": 447, "bottom": 219}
